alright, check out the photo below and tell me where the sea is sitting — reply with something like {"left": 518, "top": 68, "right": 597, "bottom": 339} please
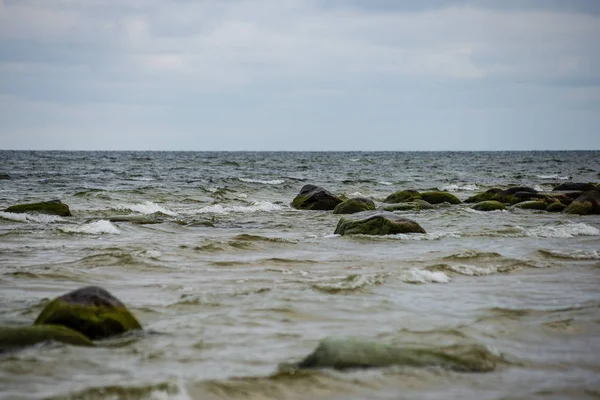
{"left": 0, "top": 150, "right": 599, "bottom": 400}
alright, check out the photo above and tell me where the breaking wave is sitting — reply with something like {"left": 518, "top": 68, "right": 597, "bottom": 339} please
{"left": 195, "top": 201, "right": 283, "bottom": 214}
{"left": 538, "top": 249, "right": 600, "bottom": 260}
{"left": 0, "top": 211, "right": 64, "bottom": 224}
{"left": 59, "top": 220, "right": 120, "bottom": 235}
{"left": 115, "top": 201, "right": 177, "bottom": 216}
{"left": 521, "top": 223, "right": 599, "bottom": 238}
{"left": 536, "top": 174, "right": 570, "bottom": 180}
{"left": 399, "top": 269, "right": 450, "bottom": 284}
{"left": 238, "top": 178, "right": 285, "bottom": 185}
{"left": 441, "top": 184, "right": 479, "bottom": 192}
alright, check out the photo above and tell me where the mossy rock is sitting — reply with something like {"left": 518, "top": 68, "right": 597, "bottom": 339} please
{"left": 34, "top": 286, "right": 142, "bottom": 340}
{"left": 515, "top": 201, "right": 548, "bottom": 210}
{"left": 0, "top": 325, "right": 94, "bottom": 352}
{"left": 420, "top": 191, "right": 461, "bottom": 205}
{"left": 382, "top": 199, "right": 433, "bottom": 212}
{"left": 334, "top": 211, "right": 426, "bottom": 236}
{"left": 333, "top": 198, "right": 376, "bottom": 215}
{"left": 563, "top": 190, "right": 600, "bottom": 215}
{"left": 291, "top": 184, "right": 343, "bottom": 211}
{"left": 4, "top": 200, "right": 71, "bottom": 217}
{"left": 502, "top": 186, "right": 537, "bottom": 195}
{"left": 464, "top": 188, "right": 502, "bottom": 203}
{"left": 294, "top": 337, "right": 497, "bottom": 372}
{"left": 383, "top": 190, "right": 421, "bottom": 204}
{"left": 472, "top": 201, "right": 505, "bottom": 212}
{"left": 546, "top": 202, "right": 566, "bottom": 213}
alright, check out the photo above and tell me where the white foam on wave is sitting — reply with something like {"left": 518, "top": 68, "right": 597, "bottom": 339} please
{"left": 60, "top": 220, "right": 120, "bottom": 235}
{"left": 441, "top": 184, "right": 479, "bottom": 192}
{"left": 349, "top": 191, "right": 364, "bottom": 197}
{"left": 521, "top": 223, "right": 600, "bottom": 239}
{"left": 439, "top": 264, "right": 503, "bottom": 276}
{"left": 195, "top": 201, "right": 283, "bottom": 214}
{"left": 401, "top": 269, "right": 450, "bottom": 284}
{"left": 541, "top": 249, "right": 600, "bottom": 260}
{"left": 116, "top": 201, "right": 177, "bottom": 216}
{"left": 239, "top": 178, "right": 284, "bottom": 185}
{"left": 0, "top": 211, "right": 64, "bottom": 224}
{"left": 536, "top": 174, "right": 570, "bottom": 180}
{"left": 390, "top": 232, "right": 461, "bottom": 241}
{"left": 534, "top": 185, "right": 544, "bottom": 192}
{"left": 378, "top": 181, "right": 393, "bottom": 186}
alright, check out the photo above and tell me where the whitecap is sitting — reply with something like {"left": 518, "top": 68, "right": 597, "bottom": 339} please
{"left": 115, "top": 201, "right": 177, "bottom": 216}
{"left": 239, "top": 178, "right": 284, "bottom": 185}
{"left": 400, "top": 269, "right": 450, "bottom": 284}
{"left": 533, "top": 185, "right": 544, "bottom": 192}
{"left": 539, "top": 249, "right": 600, "bottom": 260}
{"left": 195, "top": 201, "right": 283, "bottom": 215}
{"left": 389, "top": 232, "right": 461, "bottom": 241}
{"left": 349, "top": 191, "right": 364, "bottom": 197}
{"left": 378, "top": 181, "right": 393, "bottom": 186}
{"left": 521, "top": 223, "right": 600, "bottom": 239}
{"left": 60, "top": 220, "right": 120, "bottom": 235}
{"left": 536, "top": 174, "right": 570, "bottom": 180}
{"left": 0, "top": 211, "right": 64, "bottom": 224}
{"left": 441, "top": 184, "right": 479, "bottom": 192}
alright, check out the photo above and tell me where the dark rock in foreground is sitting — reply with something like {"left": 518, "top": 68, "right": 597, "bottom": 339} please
{"left": 333, "top": 197, "right": 376, "bottom": 215}
{"left": 472, "top": 201, "right": 505, "bottom": 212}
{"left": 563, "top": 190, "right": 600, "bottom": 215}
{"left": 0, "top": 173, "right": 10, "bottom": 180}
{"left": 291, "top": 185, "right": 342, "bottom": 211}
{"left": 34, "top": 286, "right": 142, "bottom": 340}
{"left": 334, "top": 211, "right": 426, "bottom": 236}
{"left": 4, "top": 200, "right": 72, "bottom": 217}
{"left": 553, "top": 182, "right": 597, "bottom": 192}
{"left": 0, "top": 325, "right": 94, "bottom": 352}
{"left": 294, "top": 337, "right": 497, "bottom": 372}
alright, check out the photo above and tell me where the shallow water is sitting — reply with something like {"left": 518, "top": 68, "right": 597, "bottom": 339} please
{"left": 1, "top": 151, "right": 599, "bottom": 399}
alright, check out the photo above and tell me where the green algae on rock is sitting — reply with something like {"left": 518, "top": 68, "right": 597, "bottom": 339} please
{"left": 334, "top": 211, "right": 426, "bottom": 236}
{"left": 333, "top": 197, "right": 376, "bottom": 215}
{"left": 420, "top": 191, "right": 461, "bottom": 205}
{"left": 546, "top": 202, "right": 567, "bottom": 212}
{"left": 471, "top": 201, "right": 506, "bottom": 212}
{"left": 382, "top": 199, "right": 433, "bottom": 212}
{"left": 0, "top": 325, "right": 94, "bottom": 352}
{"left": 34, "top": 286, "right": 142, "bottom": 340}
{"left": 4, "top": 200, "right": 72, "bottom": 216}
{"left": 294, "top": 337, "right": 497, "bottom": 372}
{"left": 563, "top": 190, "right": 600, "bottom": 215}
{"left": 291, "top": 184, "right": 343, "bottom": 211}
{"left": 383, "top": 189, "right": 421, "bottom": 203}
{"left": 514, "top": 201, "right": 549, "bottom": 210}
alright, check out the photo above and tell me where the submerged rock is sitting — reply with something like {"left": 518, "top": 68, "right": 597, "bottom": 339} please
{"left": 472, "top": 201, "right": 505, "bottom": 212}
{"left": 563, "top": 190, "right": 600, "bottom": 215}
{"left": 0, "top": 173, "right": 10, "bottom": 180}
{"left": 291, "top": 185, "right": 342, "bottom": 211}
{"left": 333, "top": 197, "right": 376, "bottom": 215}
{"left": 34, "top": 286, "right": 142, "bottom": 340}
{"left": 4, "top": 200, "right": 71, "bottom": 217}
{"left": 383, "top": 189, "right": 421, "bottom": 204}
{"left": 553, "top": 182, "right": 597, "bottom": 192}
{"left": 514, "top": 200, "right": 548, "bottom": 211}
{"left": 334, "top": 211, "right": 426, "bottom": 236}
{"left": 0, "top": 325, "right": 94, "bottom": 352}
{"left": 419, "top": 191, "right": 461, "bottom": 205}
{"left": 294, "top": 337, "right": 497, "bottom": 372}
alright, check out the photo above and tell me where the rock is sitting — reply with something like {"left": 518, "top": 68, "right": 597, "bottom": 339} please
{"left": 419, "top": 191, "right": 461, "bottom": 205}
{"left": 502, "top": 186, "right": 537, "bottom": 195}
{"left": 34, "top": 286, "right": 142, "bottom": 340}
{"left": 0, "top": 325, "right": 94, "bottom": 352}
{"left": 546, "top": 202, "right": 566, "bottom": 213}
{"left": 513, "top": 191, "right": 548, "bottom": 202}
{"left": 0, "top": 173, "right": 10, "bottom": 180}
{"left": 291, "top": 185, "right": 343, "bottom": 211}
{"left": 382, "top": 199, "right": 433, "bottom": 212}
{"left": 514, "top": 201, "right": 548, "bottom": 210}
{"left": 294, "top": 337, "right": 496, "bottom": 372}
{"left": 472, "top": 201, "right": 505, "bottom": 212}
{"left": 563, "top": 190, "right": 600, "bottom": 215}
{"left": 383, "top": 190, "right": 421, "bottom": 204}
{"left": 4, "top": 200, "right": 71, "bottom": 217}
{"left": 464, "top": 188, "right": 503, "bottom": 203}
{"left": 466, "top": 187, "right": 537, "bottom": 205}
{"left": 108, "top": 215, "right": 164, "bottom": 225}
{"left": 334, "top": 211, "right": 426, "bottom": 236}
{"left": 333, "top": 198, "right": 376, "bottom": 215}
{"left": 553, "top": 182, "right": 597, "bottom": 192}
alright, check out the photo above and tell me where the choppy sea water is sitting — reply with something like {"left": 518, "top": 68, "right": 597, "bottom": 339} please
{"left": 0, "top": 150, "right": 599, "bottom": 400}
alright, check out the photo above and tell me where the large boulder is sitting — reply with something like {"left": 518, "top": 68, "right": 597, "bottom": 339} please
{"left": 420, "top": 191, "right": 461, "bottom": 205}
{"left": 34, "top": 286, "right": 142, "bottom": 340}
{"left": 294, "top": 337, "right": 497, "bottom": 372}
{"left": 471, "top": 201, "right": 505, "bottom": 212}
{"left": 553, "top": 182, "right": 597, "bottom": 191}
{"left": 384, "top": 190, "right": 421, "bottom": 204}
{"left": 0, "top": 325, "right": 93, "bottom": 352}
{"left": 4, "top": 200, "right": 71, "bottom": 217}
{"left": 291, "top": 185, "right": 342, "bottom": 211}
{"left": 334, "top": 211, "right": 426, "bottom": 236}
{"left": 563, "top": 190, "right": 600, "bottom": 215}
{"left": 333, "top": 197, "right": 376, "bottom": 215}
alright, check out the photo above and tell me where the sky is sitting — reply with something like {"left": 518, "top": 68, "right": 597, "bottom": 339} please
{"left": 0, "top": 0, "right": 599, "bottom": 151}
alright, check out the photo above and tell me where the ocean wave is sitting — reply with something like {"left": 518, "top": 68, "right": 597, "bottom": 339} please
{"left": 538, "top": 249, "right": 600, "bottom": 260}
{"left": 312, "top": 273, "right": 388, "bottom": 293}
{"left": 378, "top": 181, "right": 393, "bottom": 186}
{"left": 195, "top": 201, "right": 283, "bottom": 214}
{"left": 536, "top": 174, "right": 570, "bottom": 180}
{"left": 400, "top": 269, "right": 450, "bottom": 284}
{"left": 521, "top": 223, "right": 599, "bottom": 238}
{"left": 115, "top": 201, "right": 177, "bottom": 216}
{"left": 238, "top": 178, "right": 285, "bottom": 185}
{"left": 443, "top": 250, "right": 503, "bottom": 260}
{"left": 0, "top": 211, "right": 64, "bottom": 224}
{"left": 427, "top": 263, "right": 520, "bottom": 277}
{"left": 59, "top": 220, "right": 120, "bottom": 235}
{"left": 440, "top": 184, "right": 479, "bottom": 192}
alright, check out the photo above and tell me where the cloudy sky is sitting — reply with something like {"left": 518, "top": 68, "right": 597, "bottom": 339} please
{"left": 0, "top": 0, "right": 599, "bottom": 150}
